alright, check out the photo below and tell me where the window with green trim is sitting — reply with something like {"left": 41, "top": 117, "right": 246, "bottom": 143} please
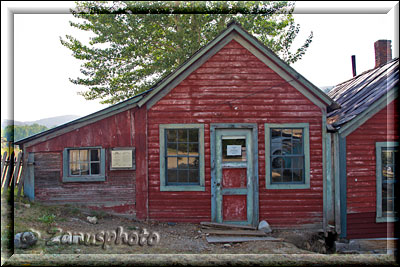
{"left": 63, "top": 147, "right": 105, "bottom": 182}
{"left": 376, "top": 142, "right": 398, "bottom": 222}
{"left": 166, "top": 129, "right": 200, "bottom": 185}
{"left": 265, "top": 123, "right": 310, "bottom": 189}
{"left": 159, "top": 124, "right": 205, "bottom": 191}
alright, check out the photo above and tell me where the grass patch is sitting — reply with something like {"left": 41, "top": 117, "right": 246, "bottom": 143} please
{"left": 38, "top": 214, "right": 56, "bottom": 225}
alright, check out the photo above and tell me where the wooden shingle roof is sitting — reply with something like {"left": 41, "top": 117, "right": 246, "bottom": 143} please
{"left": 327, "top": 58, "right": 399, "bottom": 129}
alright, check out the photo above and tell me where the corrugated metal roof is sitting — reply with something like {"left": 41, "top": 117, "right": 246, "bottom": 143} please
{"left": 327, "top": 57, "right": 399, "bottom": 128}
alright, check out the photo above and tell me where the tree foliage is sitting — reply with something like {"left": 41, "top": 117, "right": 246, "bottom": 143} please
{"left": 61, "top": 1, "right": 313, "bottom": 104}
{"left": 2, "top": 124, "right": 48, "bottom": 142}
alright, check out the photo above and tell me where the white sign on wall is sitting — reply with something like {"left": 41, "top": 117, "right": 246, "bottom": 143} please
{"left": 227, "top": 145, "right": 242, "bottom": 156}
{"left": 110, "top": 147, "right": 136, "bottom": 170}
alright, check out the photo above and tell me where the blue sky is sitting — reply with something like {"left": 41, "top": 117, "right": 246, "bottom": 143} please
{"left": 1, "top": 1, "right": 398, "bottom": 122}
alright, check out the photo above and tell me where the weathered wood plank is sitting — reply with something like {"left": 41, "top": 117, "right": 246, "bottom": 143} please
{"left": 200, "top": 222, "right": 256, "bottom": 230}
{"left": 2, "top": 152, "right": 14, "bottom": 191}
{"left": 206, "top": 236, "right": 283, "bottom": 243}
{"left": 0, "top": 151, "right": 7, "bottom": 184}
{"left": 13, "top": 152, "right": 23, "bottom": 187}
{"left": 202, "top": 229, "right": 267, "bottom": 236}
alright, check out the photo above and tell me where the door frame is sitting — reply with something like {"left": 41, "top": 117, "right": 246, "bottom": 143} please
{"left": 210, "top": 123, "right": 259, "bottom": 227}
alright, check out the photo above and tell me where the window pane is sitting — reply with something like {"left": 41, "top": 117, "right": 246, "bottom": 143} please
{"left": 188, "top": 169, "right": 199, "bottom": 183}
{"left": 178, "top": 143, "right": 188, "bottom": 155}
{"left": 282, "top": 139, "right": 292, "bottom": 155}
{"left": 292, "top": 141, "right": 303, "bottom": 154}
{"left": 70, "top": 150, "right": 79, "bottom": 163}
{"left": 188, "top": 157, "right": 199, "bottom": 169}
{"left": 167, "top": 143, "right": 177, "bottom": 156}
{"left": 70, "top": 163, "right": 80, "bottom": 175}
{"left": 222, "top": 138, "right": 246, "bottom": 162}
{"left": 91, "top": 163, "right": 100, "bottom": 175}
{"left": 177, "top": 157, "right": 188, "bottom": 169}
{"left": 79, "top": 150, "right": 88, "bottom": 162}
{"left": 178, "top": 129, "right": 188, "bottom": 142}
{"left": 270, "top": 128, "right": 305, "bottom": 185}
{"left": 167, "top": 157, "right": 177, "bottom": 169}
{"left": 188, "top": 143, "right": 199, "bottom": 155}
{"left": 283, "top": 157, "right": 291, "bottom": 169}
{"left": 167, "top": 129, "right": 177, "bottom": 142}
{"left": 177, "top": 169, "right": 188, "bottom": 183}
{"left": 282, "top": 169, "right": 292, "bottom": 182}
{"left": 282, "top": 129, "right": 292, "bottom": 138}
{"left": 90, "top": 149, "right": 100, "bottom": 161}
{"left": 292, "top": 129, "right": 303, "bottom": 139}
{"left": 292, "top": 157, "right": 303, "bottom": 168}
{"left": 167, "top": 169, "right": 178, "bottom": 183}
{"left": 271, "top": 169, "right": 282, "bottom": 183}
{"left": 293, "top": 169, "right": 303, "bottom": 182}
{"left": 271, "top": 143, "right": 282, "bottom": 155}
{"left": 188, "top": 129, "right": 198, "bottom": 142}
{"left": 271, "top": 129, "right": 281, "bottom": 139}
{"left": 271, "top": 157, "right": 283, "bottom": 168}
{"left": 80, "top": 163, "right": 89, "bottom": 175}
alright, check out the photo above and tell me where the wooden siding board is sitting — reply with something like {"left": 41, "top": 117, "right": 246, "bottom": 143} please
{"left": 147, "top": 39, "right": 324, "bottom": 227}
{"left": 25, "top": 109, "right": 138, "bottom": 216}
{"left": 345, "top": 99, "right": 399, "bottom": 239}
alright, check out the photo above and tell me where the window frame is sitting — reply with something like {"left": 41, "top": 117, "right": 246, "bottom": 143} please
{"left": 159, "top": 124, "right": 205, "bottom": 191}
{"left": 63, "top": 147, "right": 106, "bottom": 182}
{"left": 264, "top": 123, "right": 310, "bottom": 189}
{"left": 376, "top": 141, "right": 398, "bottom": 223}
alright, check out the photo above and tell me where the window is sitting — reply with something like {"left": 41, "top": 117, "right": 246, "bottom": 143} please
{"left": 63, "top": 147, "right": 105, "bottom": 182}
{"left": 159, "top": 124, "right": 205, "bottom": 191}
{"left": 376, "top": 142, "right": 398, "bottom": 222}
{"left": 265, "top": 123, "right": 310, "bottom": 189}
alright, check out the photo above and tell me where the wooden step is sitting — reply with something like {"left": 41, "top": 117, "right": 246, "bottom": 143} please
{"left": 206, "top": 236, "right": 283, "bottom": 243}
{"left": 200, "top": 222, "right": 257, "bottom": 230}
{"left": 202, "top": 229, "right": 267, "bottom": 236}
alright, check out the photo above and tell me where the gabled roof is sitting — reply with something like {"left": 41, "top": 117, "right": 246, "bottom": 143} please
{"left": 16, "top": 21, "right": 338, "bottom": 147}
{"left": 138, "top": 21, "right": 339, "bottom": 111}
{"left": 327, "top": 58, "right": 399, "bottom": 133}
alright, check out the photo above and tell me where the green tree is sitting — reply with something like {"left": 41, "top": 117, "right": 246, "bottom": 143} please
{"left": 3, "top": 124, "right": 48, "bottom": 142}
{"left": 61, "top": 1, "right": 313, "bottom": 104}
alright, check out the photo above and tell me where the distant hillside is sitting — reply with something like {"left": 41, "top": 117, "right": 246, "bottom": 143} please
{"left": 1, "top": 115, "right": 80, "bottom": 129}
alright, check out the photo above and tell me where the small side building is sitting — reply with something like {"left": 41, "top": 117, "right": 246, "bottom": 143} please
{"left": 327, "top": 40, "right": 399, "bottom": 240}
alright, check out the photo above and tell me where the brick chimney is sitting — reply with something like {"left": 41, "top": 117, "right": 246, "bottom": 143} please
{"left": 374, "top": 40, "right": 392, "bottom": 68}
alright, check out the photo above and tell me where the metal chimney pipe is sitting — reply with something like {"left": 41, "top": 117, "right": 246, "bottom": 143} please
{"left": 351, "top": 55, "right": 356, "bottom": 77}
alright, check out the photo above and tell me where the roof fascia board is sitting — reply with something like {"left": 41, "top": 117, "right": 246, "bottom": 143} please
{"left": 233, "top": 34, "right": 327, "bottom": 110}
{"left": 233, "top": 26, "right": 335, "bottom": 108}
{"left": 338, "top": 87, "right": 398, "bottom": 137}
{"left": 15, "top": 96, "right": 143, "bottom": 147}
{"left": 138, "top": 25, "right": 241, "bottom": 109}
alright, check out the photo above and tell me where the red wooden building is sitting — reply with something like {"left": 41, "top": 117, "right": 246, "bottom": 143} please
{"left": 16, "top": 21, "right": 370, "bottom": 235}
{"left": 327, "top": 40, "right": 399, "bottom": 240}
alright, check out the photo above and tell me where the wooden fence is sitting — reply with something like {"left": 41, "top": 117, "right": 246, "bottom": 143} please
{"left": 1, "top": 151, "right": 25, "bottom": 198}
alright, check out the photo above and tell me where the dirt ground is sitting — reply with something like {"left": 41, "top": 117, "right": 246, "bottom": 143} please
{"left": 5, "top": 197, "right": 338, "bottom": 255}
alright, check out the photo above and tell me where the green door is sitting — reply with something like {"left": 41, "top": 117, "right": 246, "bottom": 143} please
{"left": 215, "top": 128, "right": 254, "bottom": 225}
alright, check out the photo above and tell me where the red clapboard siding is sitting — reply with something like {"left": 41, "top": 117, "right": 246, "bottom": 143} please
{"left": 347, "top": 213, "right": 395, "bottom": 239}
{"left": 346, "top": 98, "right": 399, "bottom": 238}
{"left": 147, "top": 39, "right": 324, "bottom": 227}
{"left": 27, "top": 109, "right": 138, "bottom": 215}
